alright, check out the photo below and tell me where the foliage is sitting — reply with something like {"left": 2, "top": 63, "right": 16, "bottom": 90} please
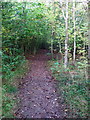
{"left": 2, "top": 60, "right": 29, "bottom": 118}
{"left": 1, "top": 1, "right": 89, "bottom": 118}
{"left": 50, "top": 60, "right": 89, "bottom": 118}
{"left": 2, "top": 1, "right": 88, "bottom": 78}
{"left": 2, "top": 1, "right": 52, "bottom": 79}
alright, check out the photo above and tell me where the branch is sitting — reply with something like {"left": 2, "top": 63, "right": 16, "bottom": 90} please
{"left": 62, "top": 9, "right": 66, "bottom": 20}
{"left": 59, "top": 2, "right": 66, "bottom": 20}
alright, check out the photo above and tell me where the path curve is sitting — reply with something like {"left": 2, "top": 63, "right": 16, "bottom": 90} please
{"left": 16, "top": 50, "right": 65, "bottom": 118}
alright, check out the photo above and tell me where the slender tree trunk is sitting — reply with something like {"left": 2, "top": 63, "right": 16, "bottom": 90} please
{"left": 22, "top": 2, "right": 26, "bottom": 53}
{"left": 51, "top": 1, "right": 56, "bottom": 59}
{"left": 87, "top": 0, "right": 90, "bottom": 79}
{"left": 87, "top": 1, "right": 90, "bottom": 117}
{"left": 0, "top": 3, "right": 2, "bottom": 116}
{"left": 73, "top": 0, "right": 76, "bottom": 63}
{"left": 51, "top": 37, "right": 53, "bottom": 59}
{"left": 33, "top": 47, "right": 36, "bottom": 55}
{"left": 64, "top": 0, "right": 69, "bottom": 68}
{"left": 58, "top": 39, "right": 61, "bottom": 53}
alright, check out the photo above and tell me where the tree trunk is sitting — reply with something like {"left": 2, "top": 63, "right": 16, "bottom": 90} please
{"left": 51, "top": 38, "right": 53, "bottom": 59}
{"left": 58, "top": 39, "right": 61, "bottom": 53}
{"left": 64, "top": 0, "right": 69, "bottom": 68}
{"left": 22, "top": 2, "right": 26, "bottom": 53}
{"left": 73, "top": 0, "right": 76, "bottom": 63}
{"left": 33, "top": 47, "right": 36, "bottom": 55}
{"left": 87, "top": 0, "right": 90, "bottom": 79}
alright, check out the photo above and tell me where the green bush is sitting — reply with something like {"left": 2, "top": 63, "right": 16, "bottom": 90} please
{"left": 2, "top": 60, "right": 29, "bottom": 118}
{"left": 50, "top": 60, "right": 89, "bottom": 118}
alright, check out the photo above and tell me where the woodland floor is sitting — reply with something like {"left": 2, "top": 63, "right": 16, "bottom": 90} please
{"left": 16, "top": 49, "right": 66, "bottom": 118}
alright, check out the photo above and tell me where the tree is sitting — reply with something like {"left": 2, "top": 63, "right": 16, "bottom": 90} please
{"left": 73, "top": 0, "right": 76, "bottom": 63}
{"left": 64, "top": 0, "right": 69, "bottom": 68}
{"left": 87, "top": 0, "right": 90, "bottom": 79}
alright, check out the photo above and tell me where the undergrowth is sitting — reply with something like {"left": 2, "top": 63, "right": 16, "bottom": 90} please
{"left": 49, "top": 60, "right": 89, "bottom": 118}
{"left": 2, "top": 59, "right": 29, "bottom": 118}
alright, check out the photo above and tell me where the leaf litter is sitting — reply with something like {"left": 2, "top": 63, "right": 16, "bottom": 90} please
{"left": 15, "top": 50, "right": 67, "bottom": 118}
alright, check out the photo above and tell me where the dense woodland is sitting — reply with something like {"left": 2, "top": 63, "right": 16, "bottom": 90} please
{"left": 1, "top": 0, "right": 90, "bottom": 118}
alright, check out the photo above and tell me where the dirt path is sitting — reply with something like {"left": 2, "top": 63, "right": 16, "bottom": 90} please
{"left": 16, "top": 50, "right": 66, "bottom": 118}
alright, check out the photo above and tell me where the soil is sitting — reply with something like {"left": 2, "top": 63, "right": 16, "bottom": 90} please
{"left": 15, "top": 49, "right": 66, "bottom": 118}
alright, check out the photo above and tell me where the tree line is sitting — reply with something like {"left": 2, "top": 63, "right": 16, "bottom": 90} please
{"left": 1, "top": 0, "right": 90, "bottom": 118}
{"left": 1, "top": 1, "right": 89, "bottom": 79}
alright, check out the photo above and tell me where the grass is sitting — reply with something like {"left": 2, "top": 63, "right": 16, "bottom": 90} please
{"left": 48, "top": 60, "right": 89, "bottom": 118}
{"left": 2, "top": 59, "right": 30, "bottom": 118}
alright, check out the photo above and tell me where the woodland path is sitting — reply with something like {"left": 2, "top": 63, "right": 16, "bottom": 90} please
{"left": 16, "top": 49, "right": 66, "bottom": 118}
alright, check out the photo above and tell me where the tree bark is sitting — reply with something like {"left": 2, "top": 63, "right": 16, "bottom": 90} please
{"left": 64, "top": 0, "right": 69, "bottom": 68}
{"left": 73, "top": 0, "right": 76, "bottom": 63}
{"left": 51, "top": 36, "right": 54, "bottom": 59}
{"left": 87, "top": 0, "right": 90, "bottom": 79}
